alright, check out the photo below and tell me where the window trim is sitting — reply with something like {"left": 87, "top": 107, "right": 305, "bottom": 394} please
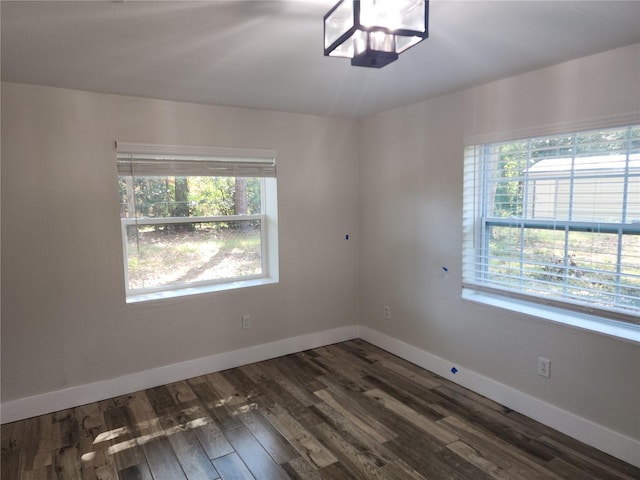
{"left": 116, "top": 143, "right": 279, "bottom": 303}
{"left": 462, "top": 122, "right": 640, "bottom": 340}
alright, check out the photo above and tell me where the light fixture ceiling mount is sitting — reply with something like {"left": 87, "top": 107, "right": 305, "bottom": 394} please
{"left": 324, "top": 0, "right": 429, "bottom": 68}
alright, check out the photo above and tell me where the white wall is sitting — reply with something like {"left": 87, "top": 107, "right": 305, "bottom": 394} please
{"left": 359, "top": 43, "right": 640, "bottom": 441}
{"left": 1, "top": 84, "right": 360, "bottom": 402}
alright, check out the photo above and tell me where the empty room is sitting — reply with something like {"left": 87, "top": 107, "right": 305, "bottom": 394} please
{"left": 1, "top": 1, "right": 639, "bottom": 479}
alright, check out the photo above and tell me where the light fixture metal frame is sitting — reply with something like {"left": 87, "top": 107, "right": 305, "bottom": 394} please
{"left": 323, "top": 0, "right": 429, "bottom": 68}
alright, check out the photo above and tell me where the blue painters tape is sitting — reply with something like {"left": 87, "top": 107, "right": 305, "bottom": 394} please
{"left": 451, "top": 367, "right": 458, "bottom": 374}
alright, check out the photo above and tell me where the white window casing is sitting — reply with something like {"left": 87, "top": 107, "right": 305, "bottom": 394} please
{"left": 116, "top": 143, "right": 279, "bottom": 303}
{"left": 462, "top": 125, "right": 640, "bottom": 338}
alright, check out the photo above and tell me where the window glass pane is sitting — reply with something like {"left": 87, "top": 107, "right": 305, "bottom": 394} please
{"left": 487, "top": 225, "right": 522, "bottom": 287}
{"left": 119, "top": 176, "right": 262, "bottom": 219}
{"left": 523, "top": 228, "right": 566, "bottom": 292}
{"left": 530, "top": 134, "right": 573, "bottom": 159}
{"left": 491, "top": 143, "right": 527, "bottom": 217}
{"left": 572, "top": 175, "right": 624, "bottom": 222}
{"left": 620, "top": 235, "right": 640, "bottom": 309}
{"left": 627, "top": 173, "right": 640, "bottom": 223}
{"left": 576, "top": 127, "right": 628, "bottom": 155}
{"left": 125, "top": 220, "right": 262, "bottom": 291}
{"left": 565, "top": 231, "right": 618, "bottom": 305}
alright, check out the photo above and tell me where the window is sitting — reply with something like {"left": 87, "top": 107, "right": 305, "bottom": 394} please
{"left": 117, "top": 143, "right": 278, "bottom": 302}
{"left": 463, "top": 124, "right": 640, "bottom": 326}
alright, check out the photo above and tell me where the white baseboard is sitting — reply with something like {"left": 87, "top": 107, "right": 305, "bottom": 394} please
{"left": 0, "top": 325, "right": 359, "bottom": 424}
{"left": 358, "top": 326, "right": 640, "bottom": 468}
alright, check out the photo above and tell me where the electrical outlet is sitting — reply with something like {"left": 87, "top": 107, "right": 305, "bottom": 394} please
{"left": 242, "top": 315, "right": 251, "bottom": 329}
{"left": 538, "top": 357, "right": 550, "bottom": 378}
{"left": 383, "top": 305, "right": 391, "bottom": 320}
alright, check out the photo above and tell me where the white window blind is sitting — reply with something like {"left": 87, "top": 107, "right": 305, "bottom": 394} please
{"left": 463, "top": 124, "right": 640, "bottom": 324}
{"left": 116, "top": 142, "right": 276, "bottom": 178}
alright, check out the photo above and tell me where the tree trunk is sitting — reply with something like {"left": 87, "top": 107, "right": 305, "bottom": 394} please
{"left": 172, "top": 177, "right": 193, "bottom": 232}
{"left": 234, "top": 177, "right": 249, "bottom": 231}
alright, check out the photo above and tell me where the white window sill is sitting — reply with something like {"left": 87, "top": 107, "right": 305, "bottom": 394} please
{"left": 126, "top": 277, "right": 278, "bottom": 304}
{"left": 462, "top": 288, "right": 640, "bottom": 345}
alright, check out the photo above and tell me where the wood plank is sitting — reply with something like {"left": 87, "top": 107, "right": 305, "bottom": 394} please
{"left": 142, "top": 437, "right": 187, "bottom": 480}
{"left": 308, "top": 421, "right": 393, "bottom": 480}
{"left": 437, "top": 381, "right": 510, "bottom": 415}
{"left": 281, "top": 456, "right": 324, "bottom": 480}
{"left": 166, "top": 380, "right": 199, "bottom": 405}
{"left": 19, "top": 416, "right": 41, "bottom": 473}
{"left": 102, "top": 405, "right": 146, "bottom": 471}
{"left": 317, "top": 460, "right": 363, "bottom": 480}
{"left": 237, "top": 408, "right": 299, "bottom": 464}
{"left": 364, "top": 388, "right": 459, "bottom": 444}
{"left": 51, "top": 410, "right": 79, "bottom": 451}
{"left": 257, "top": 379, "right": 311, "bottom": 422}
{"left": 437, "top": 414, "right": 564, "bottom": 480}
{"left": 192, "top": 421, "right": 235, "bottom": 461}
{"left": 1, "top": 444, "right": 22, "bottom": 480}
{"left": 24, "top": 465, "right": 55, "bottom": 480}
{"left": 188, "top": 380, "right": 243, "bottom": 432}
{"left": 206, "top": 371, "right": 248, "bottom": 406}
{"left": 53, "top": 444, "right": 82, "bottom": 480}
{"left": 312, "top": 389, "right": 395, "bottom": 444}
{"left": 269, "top": 355, "right": 326, "bottom": 393}
{"left": 387, "top": 433, "right": 489, "bottom": 480}
{"left": 433, "top": 383, "right": 552, "bottom": 461}
{"left": 125, "top": 392, "right": 165, "bottom": 441}
{"left": 381, "top": 460, "right": 429, "bottom": 480}
{"left": 212, "top": 453, "right": 255, "bottom": 480}
{"left": 239, "top": 360, "right": 282, "bottom": 384}
{"left": 373, "top": 357, "right": 442, "bottom": 390}
{"left": 223, "top": 426, "right": 290, "bottom": 480}
{"left": 75, "top": 402, "right": 120, "bottom": 480}
{"left": 545, "top": 457, "right": 603, "bottom": 480}
{"left": 165, "top": 429, "right": 220, "bottom": 480}
{"left": 219, "top": 369, "right": 273, "bottom": 411}
{"left": 145, "top": 386, "right": 178, "bottom": 416}
{"left": 361, "top": 372, "right": 451, "bottom": 426}
{"left": 312, "top": 381, "right": 397, "bottom": 442}
{"left": 259, "top": 401, "right": 338, "bottom": 469}
{"left": 289, "top": 352, "right": 331, "bottom": 381}
{"left": 311, "top": 347, "right": 374, "bottom": 392}
{"left": 538, "top": 424, "right": 638, "bottom": 476}
{"left": 536, "top": 435, "right": 639, "bottom": 480}
{"left": 117, "top": 463, "right": 154, "bottom": 480}
{"left": 447, "top": 440, "right": 512, "bottom": 480}
{"left": 333, "top": 341, "right": 379, "bottom": 366}
{"left": 309, "top": 402, "right": 396, "bottom": 465}
{"left": 273, "top": 374, "right": 320, "bottom": 408}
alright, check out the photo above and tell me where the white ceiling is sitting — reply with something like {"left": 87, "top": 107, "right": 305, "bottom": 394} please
{"left": 2, "top": 1, "right": 640, "bottom": 118}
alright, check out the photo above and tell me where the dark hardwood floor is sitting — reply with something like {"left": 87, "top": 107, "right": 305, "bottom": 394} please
{"left": 2, "top": 340, "right": 638, "bottom": 479}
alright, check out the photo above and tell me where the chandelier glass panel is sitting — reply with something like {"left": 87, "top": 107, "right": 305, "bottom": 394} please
{"left": 324, "top": 0, "right": 429, "bottom": 68}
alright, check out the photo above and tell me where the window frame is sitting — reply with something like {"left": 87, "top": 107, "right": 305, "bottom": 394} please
{"left": 116, "top": 143, "right": 279, "bottom": 303}
{"left": 462, "top": 124, "right": 640, "bottom": 337}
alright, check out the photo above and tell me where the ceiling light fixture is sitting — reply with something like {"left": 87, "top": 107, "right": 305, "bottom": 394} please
{"left": 323, "top": 0, "right": 429, "bottom": 68}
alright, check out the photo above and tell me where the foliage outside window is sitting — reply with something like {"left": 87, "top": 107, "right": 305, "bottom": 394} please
{"left": 117, "top": 144, "right": 278, "bottom": 301}
{"left": 463, "top": 124, "right": 640, "bottom": 324}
